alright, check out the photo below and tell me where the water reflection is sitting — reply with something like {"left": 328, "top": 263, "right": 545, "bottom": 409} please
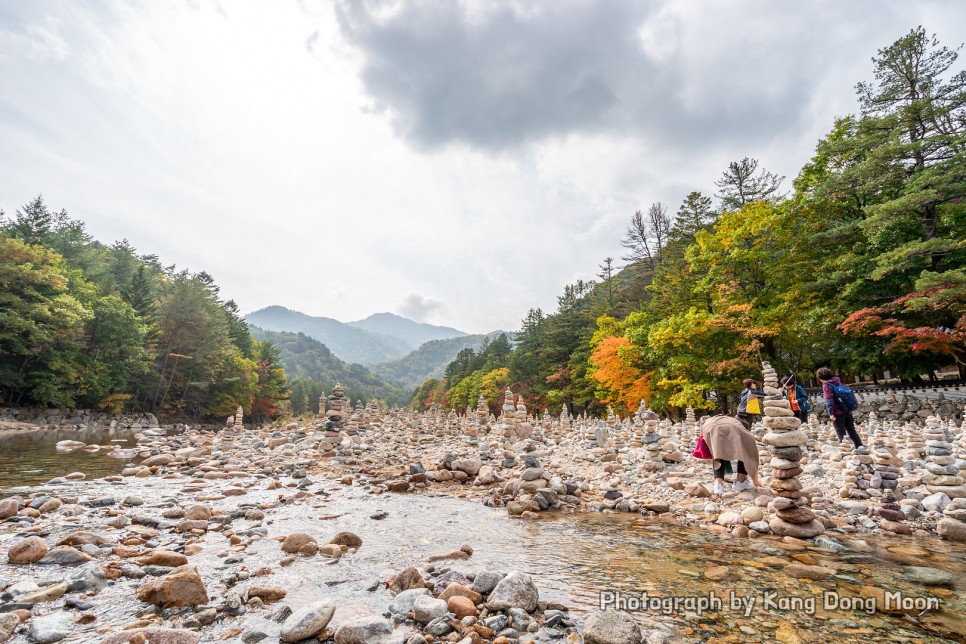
{"left": 0, "top": 428, "right": 137, "bottom": 491}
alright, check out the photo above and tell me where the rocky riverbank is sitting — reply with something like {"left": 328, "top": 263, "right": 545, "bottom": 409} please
{"left": 1, "top": 459, "right": 601, "bottom": 644}
{"left": 2, "top": 398, "right": 966, "bottom": 643}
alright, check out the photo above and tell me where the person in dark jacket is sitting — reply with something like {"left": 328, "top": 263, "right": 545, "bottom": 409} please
{"left": 816, "top": 367, "right": 863, "bottom": 448}
{"left": 782, "top": 376, "right": 811, "bottom": 423}
{"left": 736, "top": 378, "right": 765, "bottom": 430}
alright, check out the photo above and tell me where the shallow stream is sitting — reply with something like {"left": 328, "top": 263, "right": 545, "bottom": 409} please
{"left": 1, "top": 431, "right": 965, "bottom": 642}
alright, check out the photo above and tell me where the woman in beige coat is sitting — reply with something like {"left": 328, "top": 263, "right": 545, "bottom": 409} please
{"left": 701, "top": 415, "right": 761, "bottom": 495}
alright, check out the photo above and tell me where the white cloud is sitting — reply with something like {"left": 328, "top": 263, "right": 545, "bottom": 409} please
{"left": 1, "top": 0, "right": 964, "bottom": 336}
{"left": 397, "top": 293, "right": 446, "bottom": 323}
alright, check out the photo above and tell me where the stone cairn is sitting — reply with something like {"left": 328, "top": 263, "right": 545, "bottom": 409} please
{"left": 868, "top": 429, "right": 907, "bottom": 533}
{"left": 939, "top": 497, "right": 966, "bottom": 542}
{"left": 641, "top": 412, "right": 663, "bottom": 472}
{"left": 324, "top": 383, "right": 349, "bottom": 432}
{"left": 559, "top": 405, "right": 572, "bottom": 430}
{"left": 233, "top": 405, "right": 243, "bottom": 429}
{"left": 840, "top": 446, "right": 873, "bottom": 500}
{"left": 761, "top": 360, "right": 825, "bottom": 538}
{"left": 921, "top": 415, "right": 964, "bottom": 498}
{"left": 901, "top": 420, "right": 925, "bottom": 460}
{"left": 317, "top": 392, "right": 326, "bottom": 419}
{"left": 685, "top": 406, "right": 696, "bottom": 427}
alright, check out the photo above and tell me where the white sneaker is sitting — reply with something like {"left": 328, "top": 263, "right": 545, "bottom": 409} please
{"left": 734, "top": 478, "right": 754, "bottom": 491}
{"left": 712, "top": 482, "right": 725, "bottom": 495}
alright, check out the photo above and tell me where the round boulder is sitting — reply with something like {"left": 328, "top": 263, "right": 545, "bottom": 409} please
{"left": 583, "top": 610, "right": 642, "bottom": 644}
{"left": 485, "top": 571, "right": 538, "bottom": 613}
{"left": 8, "top": 536, "right": 48, "bottom": 564}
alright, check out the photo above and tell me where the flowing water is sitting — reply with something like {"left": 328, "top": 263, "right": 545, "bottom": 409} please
{"left": 2, "top": 432, "right": 966, "bottom": 643}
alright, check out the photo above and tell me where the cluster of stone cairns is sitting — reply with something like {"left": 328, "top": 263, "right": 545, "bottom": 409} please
{"left": 815, "top": 387, "right": 965, "bottom": 424}
{"left": 226, "top": 405, "right": 244, "bottom": 429}
{"left": 760, "top": 360, "right": 826, "bottom": 539}
{"left": 22, "top": 378, "right": 966, "bottom": 547}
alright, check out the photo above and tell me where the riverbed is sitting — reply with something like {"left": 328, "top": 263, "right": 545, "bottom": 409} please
{"left": 1, "top": 431, "right": 965, "bottom": 643}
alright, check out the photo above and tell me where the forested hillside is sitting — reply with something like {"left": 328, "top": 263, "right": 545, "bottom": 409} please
{"left": 248, "top": 327, "right": 409, "bottom": 409}
{"left": 372, "top": 331, "right": 513, "bottom": 391}
{"left": 413, "top": 28, "right": 966, "bottom": 418}
{"left": 0, "top": 200, "right": 288, "bottom": 420}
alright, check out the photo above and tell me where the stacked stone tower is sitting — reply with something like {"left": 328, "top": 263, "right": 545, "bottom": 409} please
{"left": 761, "top": 361, "right": 825, "bottom": 538}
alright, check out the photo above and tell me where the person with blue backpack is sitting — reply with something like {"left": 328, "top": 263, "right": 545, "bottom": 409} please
{"left": 816, "top": 367, "right": 863, "bottom": 449}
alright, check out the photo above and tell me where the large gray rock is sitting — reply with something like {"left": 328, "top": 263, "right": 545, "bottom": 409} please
{"left": 388, "top": 588, "right": 430, "bottom": 615}
{"left": 471, "top": 570, "right": 506, "bottom": 595}
{"left": 485, "top": 571, "right": 539, "bottom": 613}
{"left": 938, "top": 517, "right": 966, "bottom": 542}
{"left": 412, "top": 595, "right": 448, "bottom": 623}
{"left": 583, "top": 610, "right": 642, "bottom": 644}
{"left": 923, "top": 492, "right": 952, "bottom": 513}
{"left": 27, "top": 612, "right": 74, "bottom": 643}
{"left": 280, "top": 600, "right": 336, "bottom": 642}
{"left": 334, "top": 615, "right": 393, "bottom": 644}
{"left": 36, "top": 546, "right": 92, "bottom": 566}
{"left": 904, "top": 566, "right": 956, "bottom": 588}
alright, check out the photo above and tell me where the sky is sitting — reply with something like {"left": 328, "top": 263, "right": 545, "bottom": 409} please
{"left": 1, "top": 0, "right": 964, "bottom": 334}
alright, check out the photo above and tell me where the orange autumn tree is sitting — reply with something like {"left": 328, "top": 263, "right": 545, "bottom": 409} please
{"left": 588, "top": 316, "right": 651, "bottom": 415}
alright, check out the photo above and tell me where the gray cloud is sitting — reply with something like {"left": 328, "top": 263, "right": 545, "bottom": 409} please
{"left": 334, "top": 1, "right": 658, "bottom": 150}
{"left": 332, "top": 0, "right": 959, "bottom": 154}
{"left": 397, "top": 293, "right": 445, "bottom": 322}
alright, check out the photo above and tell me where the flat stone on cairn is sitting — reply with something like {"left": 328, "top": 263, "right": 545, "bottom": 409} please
{"left": 761, "top": 360, "right": 825, "bottom": 538}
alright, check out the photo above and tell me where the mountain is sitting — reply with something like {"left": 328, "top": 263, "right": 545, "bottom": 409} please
{"left": 248, "top": 326, "right": 409, "bottom": 406}
{"left": 371, "top": 331, "right": 514, "bottom": 391}
{"left": 245, "top": 306, "right": 411, "bottom": 365}
{"left": 348, "top": 312, "right": 467, "bottom": 348}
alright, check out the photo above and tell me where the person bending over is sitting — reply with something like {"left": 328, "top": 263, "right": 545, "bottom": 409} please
{"left": 701, "top": 415, "right": 761, "bottom": 495}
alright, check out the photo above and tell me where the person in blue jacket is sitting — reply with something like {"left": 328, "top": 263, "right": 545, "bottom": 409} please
{"left": 816, "top": 367, "right": 863, "bottom": 449}
{"left": 781, "top": 376, "right": 811, "bottom": 423}
{"left": 736, "top": 378, "right": 765, "bottom": 430}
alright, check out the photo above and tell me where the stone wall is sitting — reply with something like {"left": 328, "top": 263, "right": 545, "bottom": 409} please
{"left": 806, "top": 387, "right": 965, "bottom": 424}
{"left": 0, "top": 408, "right": 167, "bottom": 430}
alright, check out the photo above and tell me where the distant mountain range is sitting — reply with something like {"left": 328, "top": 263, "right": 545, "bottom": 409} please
{"left": 347, "top": 312, "right": 466, "bottom": 349}
{"left": 245, "top": 306, "right": 510, "bottom": 396}
{"left": 245, "top": 306, "right": 468, "bottom": 365}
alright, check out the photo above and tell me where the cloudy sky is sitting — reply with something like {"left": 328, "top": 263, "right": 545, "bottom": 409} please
{"left": 1, "top": 1, "right": 963, "bottom": 333}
